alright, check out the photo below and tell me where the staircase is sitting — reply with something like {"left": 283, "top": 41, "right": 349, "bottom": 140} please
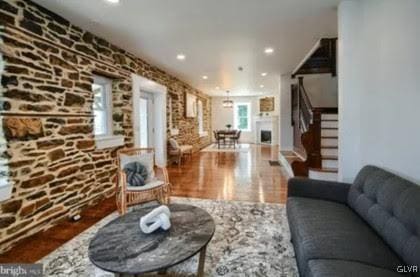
{"left": 288, "top": 38, "right": 339, "bottom": 180}
{"left": 308, "top": 113, "right": 338, "bottom": 181}
{"left": 290, "top": 77, "right": 339, "bottom": 181}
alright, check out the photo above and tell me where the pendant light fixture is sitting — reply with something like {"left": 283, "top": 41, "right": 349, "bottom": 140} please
{"left": 222, "top": 90, "right": 233, "bottom": 108}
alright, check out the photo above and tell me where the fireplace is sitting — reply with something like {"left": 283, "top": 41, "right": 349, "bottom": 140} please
{"left": 260, "top": 130, "right": 272, "bottom": 144}
{"left": 254, "top": 115, "right": 278, "bottom": 145}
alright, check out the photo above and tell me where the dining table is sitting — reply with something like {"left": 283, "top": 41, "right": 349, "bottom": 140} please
{"left": 215, "top": 129, "right": 239, "bottom": 148}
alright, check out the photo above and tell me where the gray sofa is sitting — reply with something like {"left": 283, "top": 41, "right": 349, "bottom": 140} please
{"left": 287, "top": 165, "right": 420, "bottom": 277}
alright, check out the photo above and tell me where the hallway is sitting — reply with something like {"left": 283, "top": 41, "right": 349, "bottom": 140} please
{"left": 169, "top": 144, "right": 289, "bottom": 204}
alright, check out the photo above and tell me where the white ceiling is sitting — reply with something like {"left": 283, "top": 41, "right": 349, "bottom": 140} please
{"left": 34, "top": 0, "right": 339, "bottom": 97}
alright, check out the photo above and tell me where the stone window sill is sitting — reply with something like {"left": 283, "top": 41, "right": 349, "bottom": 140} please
{"left": 0, "top": 184, "right": 13, "bottom": 202}
{"left": 199, "top": 131, "right": 208, "bottom": 138}
{"left": 170, "top": 129, "right": 179, "bottom": 136}
{"left": 95, "top": 135, "right": 125, "bottom": 149}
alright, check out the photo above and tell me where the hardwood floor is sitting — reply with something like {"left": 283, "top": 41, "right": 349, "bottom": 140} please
{"left": 0, "top": 144, "right": 289, "bottom": 263}
{"left": 0, "top": 195, "right": 117, "bottom": 263}
{"left": 169, "top": 144, "right": 289, "bottom": 203}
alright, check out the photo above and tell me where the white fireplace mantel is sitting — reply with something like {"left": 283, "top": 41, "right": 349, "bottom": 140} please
{"left": 254, "top": 115, "right": 278, "bottom": 121}
{"left": 254, "top": 116, "right": 278, "bottom": 145}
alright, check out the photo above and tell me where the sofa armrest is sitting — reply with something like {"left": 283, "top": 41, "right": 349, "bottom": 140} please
{"left": 287, "top": 177, "right": 352, "bottom": 204}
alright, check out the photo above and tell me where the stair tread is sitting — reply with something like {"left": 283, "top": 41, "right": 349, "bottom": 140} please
{"left": 309, "top": 167, "right": 338, "bottom": 173}
{"left": 321, "top": 119, "right": 338, "bottom": 122}
{"left": 321, "top": 146, "right": 338, "bottom": 149}
{"left": 321, "top": 136, "right": 338, "bottom": 139}
{"left": 322, "top": 127, "right": 338, "bottom": 130}
{"left": 322, "top": 155, "right": 338, "bottom": 160}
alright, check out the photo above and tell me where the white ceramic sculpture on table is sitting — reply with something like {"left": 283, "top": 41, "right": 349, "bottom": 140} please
{"left": 139, "top": 205, "right": 171, "bottom": 234}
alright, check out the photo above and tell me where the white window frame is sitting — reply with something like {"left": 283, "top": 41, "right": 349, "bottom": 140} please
{"left": 0, "top": 52, "right": 12, "bottom": 201}
{"left": 197, "top": 99, "right": 207, "bottom": 137}
{"left": 168, "top": 97, "right": 179, "bottom": 135}
{"left": 234, "top": 102, "right": 251, "bottom": 132}
{"left": 92, "top": 75, "right": 124, "bottom": 149}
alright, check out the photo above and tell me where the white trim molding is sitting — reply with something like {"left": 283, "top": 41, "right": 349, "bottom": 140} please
{"left": 95, "top": 135, "right": 125, "bottom": 149}
{"left": 132, "top": 74, "right": 167, "bottom": 167}
{"left": 199, "top": 131, "right": 209, "bottom": 138}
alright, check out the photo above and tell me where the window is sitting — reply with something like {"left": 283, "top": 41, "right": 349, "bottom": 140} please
{"left": 92, "top": 75, "right": 112, "bottom": 137}
{"left": 234, "top": 103, "right": 251, "bottom": 131}
{"left": 168, "top": 97, "right": 173, "bottom": 130}
{"left": 197, "top": 100, "right": 204, "bottom": 135}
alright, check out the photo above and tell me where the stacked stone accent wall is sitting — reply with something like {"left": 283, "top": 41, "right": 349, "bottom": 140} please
{"left": 0, "top": 0, "right": 211, "bottom": 252}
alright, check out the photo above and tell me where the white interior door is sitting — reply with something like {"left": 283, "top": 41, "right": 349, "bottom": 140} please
{"left": 139, "top": 91, "right": 155, "bottom": 148}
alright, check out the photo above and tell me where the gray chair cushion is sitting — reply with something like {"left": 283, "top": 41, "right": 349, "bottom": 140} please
{"left": 307, "top": 259, "right": 406, "bottom": 277}
{"left": 124, "top": 162, "right": 148, "bottom": 186}
{"left": 287, "top": 197, "right": 402, "bottom": 276}
{"left": 348, "top": 166, "right": 420, "bottom": 272}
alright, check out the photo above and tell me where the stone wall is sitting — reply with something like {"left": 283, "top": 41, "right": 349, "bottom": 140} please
{"left": 0, "top": 0, "right": 211, "bottom": 253}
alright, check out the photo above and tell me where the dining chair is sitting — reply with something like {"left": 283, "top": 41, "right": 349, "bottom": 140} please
{"left": 213, "top": 130, "right": 225, "bottom": 149}
{"left": 233, "top": 130, "right": 242, "bottom": 147}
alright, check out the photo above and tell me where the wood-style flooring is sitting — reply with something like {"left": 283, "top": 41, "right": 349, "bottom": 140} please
{"left": 0, "top": 144, "right": 289, "bottom": 263}
{"left": 169, "top": 144, "right": 289, "bottom": 203}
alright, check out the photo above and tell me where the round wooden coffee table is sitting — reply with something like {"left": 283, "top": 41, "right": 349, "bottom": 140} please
{"left": 88, "top": 204, "right": 215, "bottom": 276}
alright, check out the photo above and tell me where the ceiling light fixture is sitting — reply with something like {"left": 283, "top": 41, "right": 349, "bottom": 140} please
{"left": 176, "top": 54, "right": 186, "bottom": 60}
{"left": 264, "top": 47, "right": 274, "bottom": 54}
{"left": 261, "top": 72, "right": 267, "bottom": 76}
{"left": 260, "top": 85, "right": 264, "bottom": 88}
{"left": 222, "top": 90, "right": 233, "bottom": 108}
{"left": 105, "top": 0, "right": 120, "bottom": 4}
{"left": 202, "top": 75, "right": 208, "bottom": 80}
{"left": 215, "top": 86, "right": 220, "bottom": 90}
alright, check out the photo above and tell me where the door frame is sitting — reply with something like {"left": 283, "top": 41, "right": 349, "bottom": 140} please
{"left": 132, "top": 74, "right": 167, "bottom": 166}
{"left": 139, "top": 91, "right": 155, "bottom": 148}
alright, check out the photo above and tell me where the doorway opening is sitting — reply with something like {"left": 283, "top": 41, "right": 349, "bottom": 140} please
{"left": 132, "top": 74, "right": 167, "bottom": 166}
{"left": 139, "top": 91, "right": 155, "bottom": 148}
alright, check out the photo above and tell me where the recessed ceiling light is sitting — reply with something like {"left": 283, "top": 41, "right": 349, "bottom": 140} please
{"left": 261, "top": 72, "right": 267, "bottom": 76}
{"left": 105, "top": 0, "right": 120, "bottom": 4}
{"left": 202, "top": 75, "right": 208, "bottom": 80}
{"left": 176, "top": 54, "right": 186, "bottom": 60}
{"left": 264, "top": 47, "right": 274, "bottom": 54}
{"left": 260, "top": 84, "right": 264, "bottom": 88}
{"left": 215, "top": 86, "right": 220, "bottom": 90}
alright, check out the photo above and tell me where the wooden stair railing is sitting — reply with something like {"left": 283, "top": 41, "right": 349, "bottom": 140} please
{"left": 291, "top": 77, "right": 338, "bottom": 177}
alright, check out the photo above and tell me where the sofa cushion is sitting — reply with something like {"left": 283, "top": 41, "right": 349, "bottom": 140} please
{"left": 307, "top": 259, "right": 406, "bottom": 277}
{"left": 287, "top": 197, "right": 402, "bottom": 276}
{"left": 348, "top": 166, "right": 420, "bottom": 272}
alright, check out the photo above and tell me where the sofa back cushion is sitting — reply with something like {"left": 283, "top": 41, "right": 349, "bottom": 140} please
{"left": 348, "top": 165, "right": 420, "bottom": 271}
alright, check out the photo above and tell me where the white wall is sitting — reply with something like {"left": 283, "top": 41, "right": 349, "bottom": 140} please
{"left": 211, "top": 95, "right": 279, "bottom": 143}
{"left": 338, "top": 0, "right": 420, "bottom": 184}
{"left": 279, "top": 74, "right": 294, "bottom": 151}
{"left": 303, "top": 74, "right": 338, "bottom": 107}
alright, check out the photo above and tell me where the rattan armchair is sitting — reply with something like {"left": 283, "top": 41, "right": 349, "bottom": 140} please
{"left": 116, "top": 148, "right": 170, "bottom": 215}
